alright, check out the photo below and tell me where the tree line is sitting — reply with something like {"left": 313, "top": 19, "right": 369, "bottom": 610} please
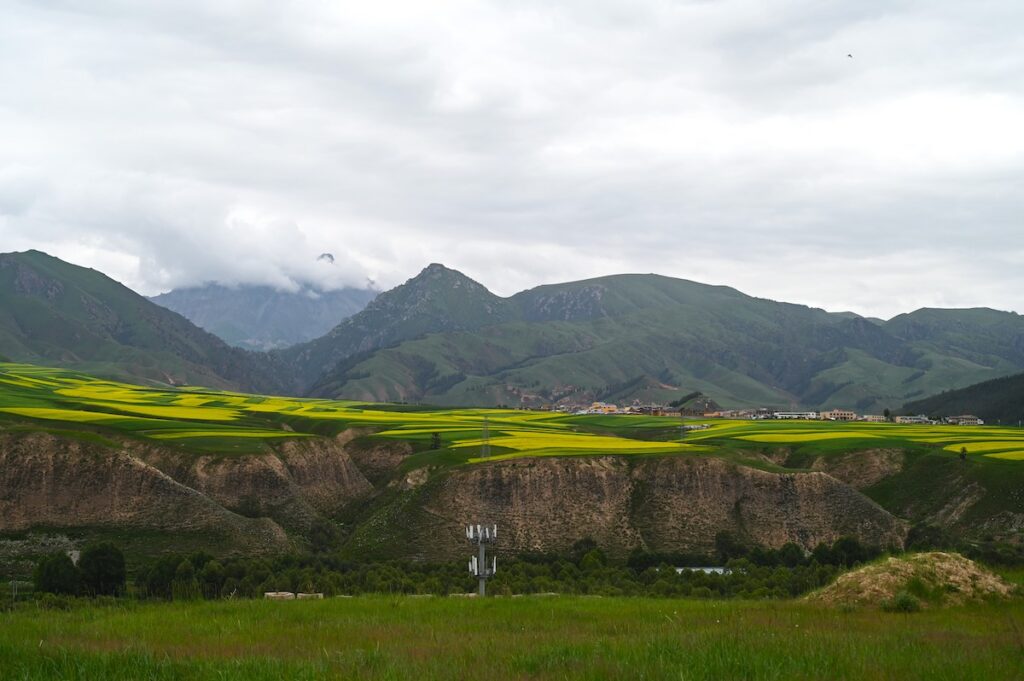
{"left": 28, "top": 527, "right": 1022, "bottom": 603}
{"left": 29, "top": 534, "right": 874, "bottom": 602}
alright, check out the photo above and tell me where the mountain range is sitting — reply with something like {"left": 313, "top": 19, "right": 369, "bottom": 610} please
{"left": 150, "top": 283, "right": 377, "bottom": 351}
{"left": 284, "top": 264, "right": 1024, "bottom": 412}
{"left": 3, "top": 249, "right": 1023, "bottom": 411}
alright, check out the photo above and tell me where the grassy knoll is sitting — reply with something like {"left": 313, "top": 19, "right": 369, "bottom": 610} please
{"left": 1, "top": 597, "right": 1022, "bottom": 680}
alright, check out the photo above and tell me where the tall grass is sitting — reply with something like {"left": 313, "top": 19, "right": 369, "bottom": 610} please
{"left": 1, "top": 596, "right": 1022, "bottom": 680}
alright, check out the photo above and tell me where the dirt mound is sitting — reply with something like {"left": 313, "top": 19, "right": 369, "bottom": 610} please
{"left": 807, "top": 552, "right": 1014, "bottom": 608}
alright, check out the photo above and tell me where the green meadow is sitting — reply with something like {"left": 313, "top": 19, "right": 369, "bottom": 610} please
{"left": 2, "top": 362, "right": 1024, "bottom": 464}
{"left": 2, "top": 596, "right": 1023, "bottom": 681}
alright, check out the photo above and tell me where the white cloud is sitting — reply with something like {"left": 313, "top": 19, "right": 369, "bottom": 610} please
{"left": 1, "top": 0, "right": 1022, "bottom": 318}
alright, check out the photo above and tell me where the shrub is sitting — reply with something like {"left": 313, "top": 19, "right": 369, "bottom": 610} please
{"left": 79, "top": 543, "right": 126, "bottom": 596}
{"left": 691, "top": 586, "right": 714, "bottom": 599}
{"left": 139, "top": 554, "right": 183, "bottom": 599}
{"left": 172, "top": 560, "right": 201, "bottom": 601}
{"left": 882, "top": 591, "right": 922, "bottom": 613}
{"left": 37, "top": 593, "right": 74, "bottom": 610}
{"left": 33, "top": 553, "right": 80, "bottom": 596}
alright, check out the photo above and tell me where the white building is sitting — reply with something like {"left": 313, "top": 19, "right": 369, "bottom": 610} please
{"left": 774, "top": 411, "right": 819, "bottom": 420}
{"left": 946, "top": 415, "right": 983, "bottom": 426}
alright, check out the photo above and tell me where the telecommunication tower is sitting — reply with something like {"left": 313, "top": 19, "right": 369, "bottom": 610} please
{"left": 466, "top": 523, "right": 497, "bottom": 596}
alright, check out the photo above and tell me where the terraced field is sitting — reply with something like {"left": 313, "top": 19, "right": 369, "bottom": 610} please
{"left": 0, "top": 363, "right": 698, "bottom": 458}
{"left": 1, "top": 362, "right": 1023, "bottom": 463}
{"left": 682, "top": 419, "right": 1024, "bottom": 461}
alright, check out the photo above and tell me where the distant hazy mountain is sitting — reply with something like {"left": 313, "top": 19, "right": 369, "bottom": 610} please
{"left": 903, "top": 372, "right": 1024, "bottom": 424}
{"left": 0, "top": 250, "right": 289, "bottom": 392}
{"left": 151, "top": 283, "right": 377, "bottom": 351}
{"left": 286, "top": 264, "right": 1024, "bottom": 411}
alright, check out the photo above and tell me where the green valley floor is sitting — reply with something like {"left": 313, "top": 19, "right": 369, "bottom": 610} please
{"left": 2, "top": 596, "right": 1022, "bottom": 680}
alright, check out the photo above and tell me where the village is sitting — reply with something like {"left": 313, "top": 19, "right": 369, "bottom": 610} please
{"left": 550, "top": 400, "right": 984, "bottom": 426}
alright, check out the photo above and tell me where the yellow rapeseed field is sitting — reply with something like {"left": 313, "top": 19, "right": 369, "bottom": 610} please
{"left": 0, "top": 406, "right": 128, "bottom": 423}
{"left": 2, "top": 363, "right": 1023, "bottom": 462}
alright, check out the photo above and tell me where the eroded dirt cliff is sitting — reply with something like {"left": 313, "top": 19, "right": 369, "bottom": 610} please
{"left": 0, "top": 432, "right": 287, "bottom": 553}
{"left": 135, "top": 433, "right": 372, "bottom": 531}
{"left": 405, "top": 456, "right": 907, "bottom": 560}
{"left": 811, "top": 449, "right": 905, "bottom": 489}
{"left": 2, "top": 429, "right": 916, "bottom": 564}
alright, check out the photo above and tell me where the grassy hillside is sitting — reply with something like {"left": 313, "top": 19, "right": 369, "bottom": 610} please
{"left": 0, "top": 251, "right": 289, "bottom": 393}
{"left": 903, "top": 372, "right": 1024, "bottom": 425}
{"left": 283, "top": 264, "right": 519, "bottom": 386}
{"left": 303, "top": 269, "right": 1024, "bottom": 411}
{"left": 2, "top": 597, "right": 1021, "bottom": 680}
{"left": 886, "top": 308, "right": 1024, "bottom": 369}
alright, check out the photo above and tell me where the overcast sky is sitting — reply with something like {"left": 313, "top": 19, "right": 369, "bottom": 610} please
{"left": 2, "top": 0, "right": 1022, "bottom": 318}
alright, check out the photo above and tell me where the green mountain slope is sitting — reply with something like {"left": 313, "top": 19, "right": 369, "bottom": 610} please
{"left": 903, "top": 372, "right": 1024, "bottom": 424}
{"left": 281, "top": 264, "right": 519, "bottom": 386}
{"left": 5, "top": 252, "right": 1022, "bottom": 411}
{"left": 0, "top": 250, "right": 289, "bottom": 392}
{"left": 150, "top": 283, "right": 377, "bottom": 350}
{"left": 300, "top": 267, "right": 1024, "bottom": 410}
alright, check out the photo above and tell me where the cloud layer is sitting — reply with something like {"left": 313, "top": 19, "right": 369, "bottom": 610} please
{"left": 2, "top": 0, "right": 1022, "bottom": 317}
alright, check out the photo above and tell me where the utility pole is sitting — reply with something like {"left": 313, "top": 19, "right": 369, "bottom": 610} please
{"left": 466, "top": 523, "right": 497, "bottom": 596}
{"left": 480, "top": 416, "right": 490, "bottom": 459}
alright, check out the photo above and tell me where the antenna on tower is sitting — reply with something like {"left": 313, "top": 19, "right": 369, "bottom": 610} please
{"left": 481, "top": 415, "right": 491, "bottom": 459}
{"left": 466, "top": 522, "right": 497, "bottom": 596}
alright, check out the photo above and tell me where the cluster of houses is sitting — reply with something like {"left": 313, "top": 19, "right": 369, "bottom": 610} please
{"left": 900, "top": 414, "right": 984, "bottom": 426}
{"left": 549, "top": 401, "right": 668, "bottom": 416}
{"left": 700, "top": 409, "right": 983, "bottom": 425}
{"left": 545, "top": 400, "right": 984, "bottom": 426}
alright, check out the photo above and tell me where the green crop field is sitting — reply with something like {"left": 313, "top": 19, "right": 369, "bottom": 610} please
{"left": 2, "top": 362, "right": 1024, "bottom": 464}
{"left": 1, "top": 596, "right": 1022, "bottom": 680}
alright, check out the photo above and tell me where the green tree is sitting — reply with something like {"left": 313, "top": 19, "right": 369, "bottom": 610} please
{"left": 579, "top": 549, "right": 607, "bottom": 571}
{"left": 569, "top": 538, "right": 599, "bottom": 565}
{"left": 141, "top": 554, "right": 182, "bottom": 599}
{"left": 78, "top": 542, "right": 126, "bottom": 596}
{"left": 34, "top": 552, "right": 80, "bottom": 596}
{"left": 430, "top": 432, "right": 442, "bottom": 449}
{"left": 831, "top": 536, "right": 868, "bottom": 567}
{"left": 200, "top": 560, "right": 226, "bottom": 599}
{"left": 172, "top": 559, "right": 201, "bottom": 600}
{"left": 309, "top": 518, "right": 341, "bottom": 553}
{"left": 777, "top": 542, "right": 806, "bottom": 568}
{"left": 715, "top": 531, "right": 748, "bottom": 562}
{"left": 187, "top": 551, "right": 215, "bottom": 571}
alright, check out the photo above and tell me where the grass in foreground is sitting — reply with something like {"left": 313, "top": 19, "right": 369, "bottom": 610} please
{"left": 1, "top": 596, "right": 1022, "bottom": 680}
